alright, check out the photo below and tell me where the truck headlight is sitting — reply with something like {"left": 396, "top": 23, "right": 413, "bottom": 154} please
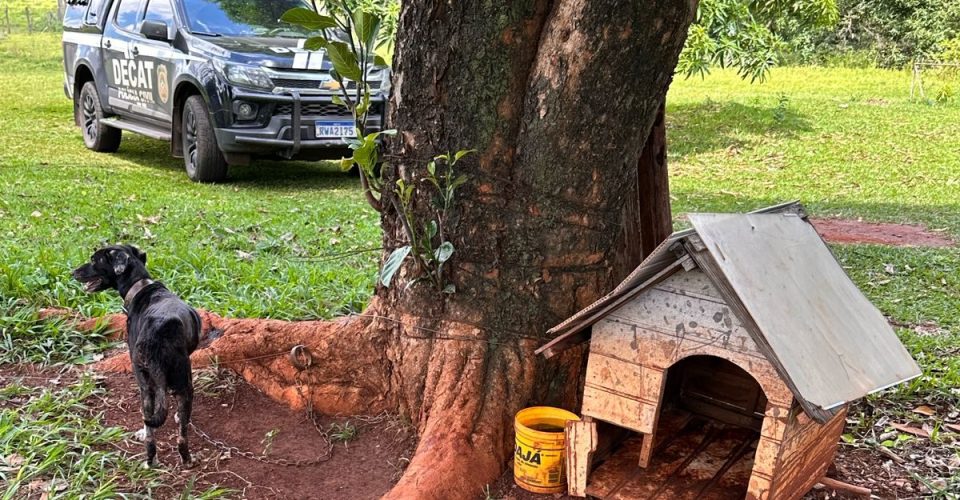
{"left": 215, "top": 62, "right": 273, "bottom": 91}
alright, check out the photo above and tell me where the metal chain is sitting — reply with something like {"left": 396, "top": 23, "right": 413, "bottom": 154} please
{"left": 190, "top": 345, "right": 334, "bottom": 467}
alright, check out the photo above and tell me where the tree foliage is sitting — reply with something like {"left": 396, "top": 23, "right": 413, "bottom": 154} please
{"left": 781, "top": 0, "right": 960, "bottom": 68}
{"left": 678, "top": 0, "right": 839, "bottom": 82}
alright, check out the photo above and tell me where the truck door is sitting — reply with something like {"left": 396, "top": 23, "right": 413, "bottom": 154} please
{"left": 103, "top": 0, "right": 161, "bottom": 122}
{"left": 131, "top": 0, "right": 178, "bottom": 120}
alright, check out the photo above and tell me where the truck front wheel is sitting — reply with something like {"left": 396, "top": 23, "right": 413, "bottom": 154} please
{"left": 77, "top": 82, "right": 121, "bottom": 153}
{"left": 182, "top": 95, "right": 228, "bottom": 183}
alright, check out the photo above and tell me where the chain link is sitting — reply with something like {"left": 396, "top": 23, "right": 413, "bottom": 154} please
{"left": 190, "top": 345, "right": 334, "bottom": 467}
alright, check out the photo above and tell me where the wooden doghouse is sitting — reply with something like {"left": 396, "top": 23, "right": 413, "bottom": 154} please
{"left": 537, "top": 204, "right": 921, "bottom": 499}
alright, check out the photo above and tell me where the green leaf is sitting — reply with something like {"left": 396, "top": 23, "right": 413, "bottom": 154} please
{"left": 352, "top": 11, "right": 381, "bottom": 49}
{"left": 374, "top": 55, "right": 389, "bottom": 67}
{"left": 325, "top": 41, "right": 362, "bottom": 81}
{"left": 453, "top": 149, "right": 476, "bottom": 161}
{"left": 339, "top": 157, "right": 355, "bottom": 172}
{"left": 449, "top": 175, "right": 468, "bottom": 190}
{"left": 426, "top": 220, "right": 438, "bottom": 239}
{"left": 380, "top": 245, "right": 411, "bottom": 288}
{"left": 434, "top": 241, "right": 454, "bottom": 264}
{"left": 443, "top": 283, "right": 456, "bottom": 294}
{"left": 280, "top": 8, "right": 337, "bottom": 31}
{"left": 353, "top": 135, "right": 378, "bottom": 170}
{"left": 331, "top": 94, "right": 345, "bottom": 107}
{"left": 303, "top": 36, "right": 327, "bottom": 51}
{"left": 357, "top": 89, "right": 371, "bottom": 117}
{"left": 426, "top": 160, "right": 436, "bottom": 176}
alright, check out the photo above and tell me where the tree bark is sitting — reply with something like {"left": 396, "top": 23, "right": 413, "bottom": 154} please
{"left": 376, "top": 1, "right": 695, "bottom": 497}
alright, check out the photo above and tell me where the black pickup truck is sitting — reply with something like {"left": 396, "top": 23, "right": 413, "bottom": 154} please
{"left": 62, "top": 0, "right": 388, "bottom": 182}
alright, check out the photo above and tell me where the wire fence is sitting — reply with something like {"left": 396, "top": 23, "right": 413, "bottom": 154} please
{"left": 0, "top": 1, "right": 63, "bottom": 34}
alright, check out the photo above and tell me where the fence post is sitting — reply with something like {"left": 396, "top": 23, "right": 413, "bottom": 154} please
{"left": 25, "top": 7, "right": 32, "bottom": 33}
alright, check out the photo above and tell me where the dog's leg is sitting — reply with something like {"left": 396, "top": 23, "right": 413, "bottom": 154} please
{"left": 174, "top": 388, "right": 194, "bottom": 468}
{"left": 138, "top": 385, "right": 159, "bottom": 467}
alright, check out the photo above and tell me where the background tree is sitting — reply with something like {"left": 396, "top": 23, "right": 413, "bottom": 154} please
{"left": 780, "top": 0, "right": 960, "bottom": 68}
{"left": 680, "top": 0, "right": 839, "bottom": 81}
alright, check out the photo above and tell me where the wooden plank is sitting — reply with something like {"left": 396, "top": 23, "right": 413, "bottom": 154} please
{"left": 565, "top": 418, "right": 598, "bottom": 497}
{"left": 585, "top": 353, "right": 645, "bottom": 398}
{"left": 769, "top": 406, "right": 848, "bottom": 500}
{"left": 581, "top": 384, "right": 654, "bottom": 433}
{"left": 688, "top": 213, "right": 921, "bottom": 413}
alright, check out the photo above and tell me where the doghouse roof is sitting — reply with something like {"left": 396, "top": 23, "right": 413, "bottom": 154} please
{"left": 536, "top": 203, "right": 921, "bottom": 421}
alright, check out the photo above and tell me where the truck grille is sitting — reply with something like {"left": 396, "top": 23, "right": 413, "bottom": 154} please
{"left": 271, "top": 78, "right": 358, "bottom": 91}
{"left": 274, "top": 102, "right": 383, "bottom": 117}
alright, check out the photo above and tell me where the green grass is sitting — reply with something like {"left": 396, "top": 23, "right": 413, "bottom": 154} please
{"left": 0, "top": 34, "right": 380, "bottom": 321}
{"left": 0, "top": 374, "right": 230, "bottom": 498}
{"left": 668, "top": 67, "right": 960, "bottom": 235}
{"left": 0, "top": 298, "right": 116, "bottom": 365}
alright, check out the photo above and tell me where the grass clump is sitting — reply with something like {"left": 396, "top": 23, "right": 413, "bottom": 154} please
{"left": 0, "top": 298, "right": 115, "bottom": 365}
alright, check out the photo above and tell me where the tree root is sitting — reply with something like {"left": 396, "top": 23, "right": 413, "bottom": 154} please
{"left": 48, "top": 307, "right": 393, "bottom": 417}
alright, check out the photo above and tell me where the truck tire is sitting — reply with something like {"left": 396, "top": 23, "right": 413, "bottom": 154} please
{"left": 77, "top": 81, "right": 121, "bottom": 153}
{"left": 182, "top": 95, "right": 228, "bottom": 183}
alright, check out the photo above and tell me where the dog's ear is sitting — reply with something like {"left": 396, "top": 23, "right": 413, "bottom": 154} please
{"left": 112, "top": 250, "right": 130, "bottom": 275}
{"left": 126, "top": 245, "right": 147, "bottom": 264}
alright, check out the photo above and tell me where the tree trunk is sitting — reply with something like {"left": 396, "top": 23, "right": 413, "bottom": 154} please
{"left": 376, "top": 1, "right": 695, "bottom": 497}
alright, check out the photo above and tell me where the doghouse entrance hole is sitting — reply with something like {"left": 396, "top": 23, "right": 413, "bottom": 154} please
{"left": 663, "top": 355, "right": 768, "bottom": 431}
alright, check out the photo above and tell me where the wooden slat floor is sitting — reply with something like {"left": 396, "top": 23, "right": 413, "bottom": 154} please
{"left": 586, "top": 411, "right": 757, "bottom": 500}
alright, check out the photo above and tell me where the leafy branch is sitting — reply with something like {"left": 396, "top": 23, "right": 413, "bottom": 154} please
{"left": 380, "top": 150, "right": 474, "bottom": 293}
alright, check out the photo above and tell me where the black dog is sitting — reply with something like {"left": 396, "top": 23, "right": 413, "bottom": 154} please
{"left": 72, "top": 245, "right": 199, "bottom": 467}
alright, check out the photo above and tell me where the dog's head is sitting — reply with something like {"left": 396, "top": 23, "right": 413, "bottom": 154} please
{"left": 72, "top": 245, "right": 148, "bottom": 293}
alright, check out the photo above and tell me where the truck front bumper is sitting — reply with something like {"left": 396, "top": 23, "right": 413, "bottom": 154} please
{"left": 214, "top": 89, "right": 384, "bottom": 159}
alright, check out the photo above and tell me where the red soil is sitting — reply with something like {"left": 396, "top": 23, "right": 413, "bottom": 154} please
{"left": 0, "top": 364, "right": 414, "bottom": 499}
{"left": 810, "top": 218, "right": 954, "bottom": 247}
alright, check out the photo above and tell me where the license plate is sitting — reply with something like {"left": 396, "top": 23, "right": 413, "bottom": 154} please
{"left": 316, "top": 121, "right": 354, "bottom": 139}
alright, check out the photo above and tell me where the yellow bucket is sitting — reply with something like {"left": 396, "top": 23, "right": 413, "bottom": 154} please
{"left": 514, "top": 406, "right": 580, "bottom": 494}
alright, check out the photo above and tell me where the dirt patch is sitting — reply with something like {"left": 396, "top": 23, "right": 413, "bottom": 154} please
{"left": 810, "top": 218, "right": 954, "bottom": 247}
{"left": 1, "top": 363, "right": 414, "bottom": 499}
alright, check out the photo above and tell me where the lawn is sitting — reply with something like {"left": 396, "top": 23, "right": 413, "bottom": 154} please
{"left": 1, "top": 33, "right": 958, "bottom": 496}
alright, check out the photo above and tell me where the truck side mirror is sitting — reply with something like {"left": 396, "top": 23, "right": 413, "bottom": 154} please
{"left": 140, "top": 20, "right": 172, "bottom": 42}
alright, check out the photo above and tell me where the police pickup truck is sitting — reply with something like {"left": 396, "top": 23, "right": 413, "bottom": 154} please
{"left": 62, "top": 0, "right": 388, "bottom": 182}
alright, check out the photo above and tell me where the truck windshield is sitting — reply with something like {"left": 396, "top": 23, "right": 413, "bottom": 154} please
{"left": 182, "top": 0, "right": 314, "bottom": 37}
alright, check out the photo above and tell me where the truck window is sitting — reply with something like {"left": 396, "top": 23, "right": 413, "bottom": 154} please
{"left": 143, "top": 0, "right": 172, "bottom": 24}
{"left": 84, "top": 0, "right": 105, "bottom": 25}
{"left": 182, "top": 0, "right": 310, "bottom": 37}
{"left": 114, "top": 0, "right": 144, "bottom": 32}
{"left": 63, "top": 2, "right": 86, "bottom": 27}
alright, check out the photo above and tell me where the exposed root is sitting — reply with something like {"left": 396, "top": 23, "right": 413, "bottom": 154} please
{"left": 385, "top": 419, "right": 504, "bottom": 500}
{"left": 58, "top": 306, "right": 393, "bottom": 417}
